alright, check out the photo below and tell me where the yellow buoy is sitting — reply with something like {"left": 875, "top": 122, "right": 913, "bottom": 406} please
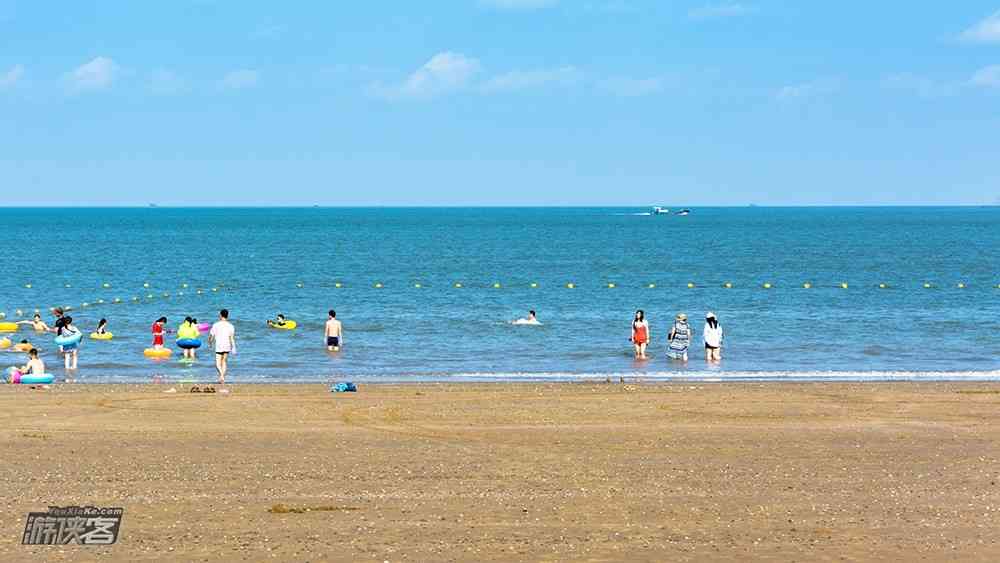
{"left": 65, "top": 284, "right": 72, "bottom": 288}
{"left": 114, "top": 298, "right": 121, "bottom": 303}
{"left": 296, "top": 282, "right": 304, "bottom": 288}
{"left": 96, "top": 299, "right": 104, "bottom": 304}
{"left": 763, "top": 283, "right": 772, "bottom": 289}
{"left": 24, "top": 283, "right": 32, "bottom": 289}
{"left": 335, "top": 282, "right": 342, "bottom": 288}
{"left": 453, "top": 282, "right": 462, "bottom": 288}
{"left": 923, "top": 283, "right": 932, "bottom": 289}
{"left": 162, "top": 292, "right": 169, "bottom": 297}
{"left": 723, "top": 282, "right": 733, "bottom": 288}
{"left": 647, "top": 283, "right": 656, "bottom": 289}
{"left": 374, "top": 282, "right": 383, "bottom": 288}
{"left": 957, "top": 283, "right": 966, "bottom": 289}
{"left": 15, "top": 309, "right": 23, "bottom": 317}
{"left": 132, "top": 297, "right": 139, "bottom": 302}
{"left": 102, "top": 283, "right": 110, "bottom": 288}
{"left": 530, "top": 282, "right": 538, "bottom": 288}
{"left": 181, "top": 283, "right": 188, "bottom": 288}
{"left": 878, "top": 283, "right": 887, "bottom": 289}
{"left": 211, "top": 287, "right": 218, "bottom": 292}
{"left": 566, "top": 283, "right": 575, "bottom": 289}
{"left": 493, "top": 282, "right": 501, "bottom": 288}
{"left": 607, "top": 283, "right": 615, "bottom": 288}
{"left": 143, "top": 282, "right": 150, "bottom": 288}
{"left": 146, "top": 294, "right": 154, "bottom": 299}
{"left": 687, "top": 282, "right": 695, "bottom": 288}
{"left": 414, "top": 283, "right": 422, "bottom": 288}
{"left": 196, "top": 289, "right": 203, "bottom": 295}
{"left": 802, "top": 282, "right": 811, "bottom": 289}
{"left": 82, "top": 302, "right": 89, "bottom": 308}
{"left": 840, "top": 282, "right": 848, "bottom": 289}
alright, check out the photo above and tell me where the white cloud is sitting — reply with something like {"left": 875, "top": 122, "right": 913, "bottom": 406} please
{"left": 970, "top": 65, "right": 1000, "bottom": 88}
{"left": 148, "top": 69, "right": 187, "bottom": 95}
{"left": 66, "top": 56, "right": 118, "bottom": 91}
{"left": 775, "top": 77, "right": 841, "bottom": 101}
{"left": 689, "top": 3, "right": 752, "bottom": 20}
{"left": 220, "top": 69, "right": 259, "bottom": 90}
{"left": 480, "top": 0, "right": 557, "bottom": 10}
{"left": 376, "top": 52, "right": 481, "bottom": 100}
{"left": 0, "top": 64, "right": 23, "bottom": 89}
{"left": 959, "top": 10, "right": 1000, "bottom": 43}
{"left": 482, "top": 66, "right": 580, "bottom": 92}
{"left": 598, "top": 76, "right": 666, "bottom": 96}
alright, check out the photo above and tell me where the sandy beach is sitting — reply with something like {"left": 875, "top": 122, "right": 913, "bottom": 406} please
{"left": 2, "top": 381, "right": 999, "bottom": 561}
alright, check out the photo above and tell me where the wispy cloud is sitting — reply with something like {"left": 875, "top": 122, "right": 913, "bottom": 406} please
{"left": 597, "top": 76, "right": 666, "bottom": 97}
{"left": 220, "top": 69, "right": 259, "bottom": 90}
{"left": 882, "top": 72, "right": 957, "bottom": 98}
{"left": 959, "top": 10, "right": 1000, "bottom": 43}
{"left": 479, "top": 0, "right": 557, "bottom": 10}
{"left": 0, "top": 64, "right": 23, "bottom": 89}
{"left": 970, "top": 65, "right": 1000, "bottom": 88}
{"left": 482, "top": 66, "right": 580, "bottom": 92}
{"left": 374, "top": 52, "right": 481, "bottom": 100}
{"left": 66, "top": 56, "right": 118, "bottom": 91}
{"left": 775, "top": 77, "right": 841, "bottom": 101}
{"left": 689, "top": 3, "right": 752, "bottom": 20}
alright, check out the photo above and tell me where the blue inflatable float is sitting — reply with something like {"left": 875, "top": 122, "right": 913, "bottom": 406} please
{"left": 176, "top": 338, "right": 202, "bottom": 350}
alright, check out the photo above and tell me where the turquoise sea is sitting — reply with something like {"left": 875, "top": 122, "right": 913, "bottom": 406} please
{"left": 1, "top": 207, "right": 998, "bottom": 383}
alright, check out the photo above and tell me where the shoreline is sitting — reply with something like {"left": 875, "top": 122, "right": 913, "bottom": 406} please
{"left": 3, "top": 381, "right": 1000, "bottom": 560}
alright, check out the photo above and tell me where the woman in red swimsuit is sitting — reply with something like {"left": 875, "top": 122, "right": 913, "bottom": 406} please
{"left": 151, "top": 316, "right": 167, "bottom": 349}
{"left": 631, "top": 309, "right": 650, "bottom": 360}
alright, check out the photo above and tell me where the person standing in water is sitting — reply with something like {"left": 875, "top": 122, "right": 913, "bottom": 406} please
{"left": 17, "top": 313, "right": 49, "bottom": 332}
{"left": 151, "top": 317, "right": 167, "bottom": 350}
{"left": 58, "top": 315, "right": 81, "bottom": 370}
{"left": 666, "top": 313, "right": 691, "bottom": 362}
{"left": 95, "top": 318, "right": 109, "bottom": 335}
{"left": 209, "top": 309, "right": 235, "bottom": 384}
{"left": 325, "top": 310, "right": 342, "bottom": 352}
{"left": 703, "top": 311, "right": 723, "bottom": 362}
{"left": 630, "top": 310, "right": 650, "bottom": 359}
{"left": 177, "top": 316, "right": 199, "bottom": 360}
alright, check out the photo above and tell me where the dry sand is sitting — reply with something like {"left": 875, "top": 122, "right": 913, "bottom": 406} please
{"left": 1, "top": 381, "right": 999, "bottom": 562}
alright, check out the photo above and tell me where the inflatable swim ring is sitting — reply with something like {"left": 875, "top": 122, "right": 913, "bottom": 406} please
{"left": 0, "top": 322, "right": 18, "bottom": 333}
{"left": 197, "top": 323, "right": 211, "bottom": 333}
{"left": 7, "top": 370, "right": 54, "bottom": 385}
{"left": 267, "top": 320, "right": 297, "bottom": 330}
{"left": 89, "top": 332, "right": 114, "bottom": 341}
{"left": 54, "top": 332, "right": 84, "bottom": 347}
{"left": 13, "top": 343, "right": 32, "bottom": 352}
{"left": 0, "top": 338, "right": 9, "bottom": 349}
{"left": 177, "top": 338, "right": 202, "bottom": 350}
{"left": 143, "top": 348, "right": 173, "bottom": 359}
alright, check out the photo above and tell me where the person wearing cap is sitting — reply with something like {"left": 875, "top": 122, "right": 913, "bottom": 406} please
{"left": 666, "top": 313, "right": 691, "bottom": 361}
{"left": 703, "top": 312, "right": 723, "bottom": 362}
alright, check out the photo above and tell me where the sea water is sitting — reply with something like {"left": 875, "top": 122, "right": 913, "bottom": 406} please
{"left": 0, "top": 207, "right": 997, "bottom": 382}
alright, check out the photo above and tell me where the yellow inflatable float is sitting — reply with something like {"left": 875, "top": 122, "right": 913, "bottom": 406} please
{"left": 90, "top": 332, "right": 114, "bottom": 341}
{"left": 0, "top": 337, "right": 10, "bottom": 349}
{"left": 143, "top": 348, "right": 173, "bottom": 359}
{"left": 13, "top": 341, "right": 33, "bottom": 352}
{"left": 0, "top": 322, "right": 18, "bottom": 333}
{"left": 267, "top": 320, "right": 297, "bottom": 330}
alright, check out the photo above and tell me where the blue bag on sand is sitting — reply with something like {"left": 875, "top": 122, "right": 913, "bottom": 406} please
{"left": 331, "top": 382, "right": 357, "bottom": 393}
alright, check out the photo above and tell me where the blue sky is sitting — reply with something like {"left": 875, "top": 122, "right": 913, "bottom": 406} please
{"left": 1, "top": 1, "right": 999, "bottom": 206}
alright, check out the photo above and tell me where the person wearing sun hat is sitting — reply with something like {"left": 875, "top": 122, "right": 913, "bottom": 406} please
{"left": 666, "top": 312, "right": 691, "bottom": 361}
{"left": 703, "top": 311, "right": 723, "bottom": 362}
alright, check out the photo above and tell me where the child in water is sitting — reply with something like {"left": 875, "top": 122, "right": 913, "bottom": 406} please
{"left": 151, "top": 317, "right": 167, "bottom": 349}
{"left": 177, "top": 316, "right": 200, "bottom": 359}
{"left": 268, "top": 314, "right": 288, "bottom": 328}
{"left": 95, "top": 318, "right": 109, "bottom": 335}
{"left": 58, "top": 316, "right": 80, "bottom": 370}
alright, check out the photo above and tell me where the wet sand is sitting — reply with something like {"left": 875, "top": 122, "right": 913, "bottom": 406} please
{"left": 1, "top": 382, "right": 999, "bottom": 562}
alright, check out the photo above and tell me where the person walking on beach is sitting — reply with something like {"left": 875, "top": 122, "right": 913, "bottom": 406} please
{"left": 631, "top": 310, "right": 650, "bottom": 359}
{"left": 151, "top": 317, "right": 167, "bottom": 350}
{"left": 209, "top": 309, "right": 235, "bottom": 384}
{"left": 325, "top": 310, "right": 342, "bottom": 352}
{"left": 667, "top": 313, "right": 691, "bottom": 362}
{"left": 703, "top": 312, "right": 723, "bottom": 362}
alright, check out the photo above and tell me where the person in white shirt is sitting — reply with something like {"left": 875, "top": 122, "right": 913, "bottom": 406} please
{"left": 703, "top": 311, "right": 723, "bottom": 362}
{"left": 209, "top": 309, "right": 236, "bottom": 384}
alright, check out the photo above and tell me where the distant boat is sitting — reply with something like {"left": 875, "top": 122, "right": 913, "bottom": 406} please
{"left": 652, "top": 206, "right": 670, "bottom": 215}
{"left": 675, "top": 209, "right": 691, "bottom": 216}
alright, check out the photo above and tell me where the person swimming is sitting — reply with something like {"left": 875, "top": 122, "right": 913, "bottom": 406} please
{"left": 268, "top": 314, "right": 288, "bottom": 328}
{"left": 95, "top": 318, "right": 109, "bottom": 335}
{"left": 17, "top": 313, "right": 49, "bottom": 332}
{"left": 512, "top": 310, "right": 541, "bottom": 325}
